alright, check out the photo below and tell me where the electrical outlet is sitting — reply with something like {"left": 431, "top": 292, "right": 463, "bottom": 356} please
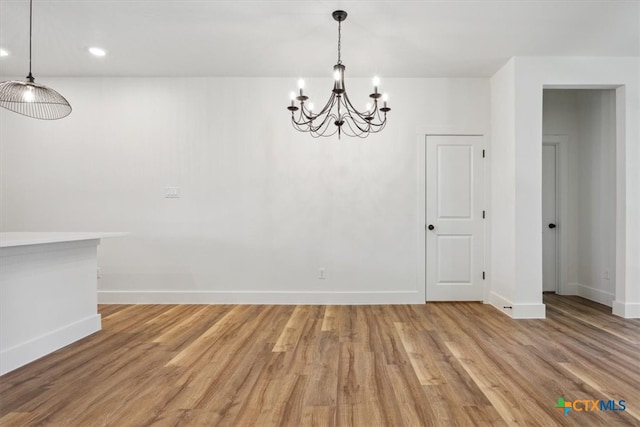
{"left": 165, "top": 187, "right": 180, "bottom": 198}
{"left": 604, "top": 269, "right": 609, "bottom": 280}
{"left": 319, "top": 268, "right": 325, "bottom": 279}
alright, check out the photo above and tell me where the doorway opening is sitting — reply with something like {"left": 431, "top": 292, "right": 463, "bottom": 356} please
{"left": 542, "top": 89, "right": 617, "bottom": 308}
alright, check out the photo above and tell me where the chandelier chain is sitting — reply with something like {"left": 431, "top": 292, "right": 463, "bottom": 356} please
{"left": 337, "top": 20, "right": 342, "bottom": 64}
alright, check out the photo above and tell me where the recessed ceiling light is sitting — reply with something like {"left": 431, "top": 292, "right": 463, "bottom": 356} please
{"left": 88, "top": 47, "right": 106, "bottom": 57}
{"left": 0, "top": 48, "right": 8, "bottom": 57}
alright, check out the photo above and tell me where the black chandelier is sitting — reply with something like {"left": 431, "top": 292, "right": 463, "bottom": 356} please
{"left": 287, "top": 10, "right": 390, "bottom": 138}
{"left": 0, "top": 0, "right": 72, "bottom": 120}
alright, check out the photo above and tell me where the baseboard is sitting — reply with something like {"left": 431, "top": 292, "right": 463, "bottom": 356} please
{"left": 0, "top": 314, "right": 101, "bottom": 376}
{"left": 560, "top": 282, "right": 579, "bottom": 295}
{"left": 612, "top": 301, "right": 640, "bottom": 319}
{"left": 488, "top": 291, "right": 515, "bottom": 317}
{"left": 512, "top": 303, "right": 546, "bottom": 319}
{"left": 98, "top": 290, "right": 423, "bottom": 305}
{"left": 488, "top": 292, "right": 546, "bottom": 319}
{"left": 575, "top": 283, "right": 614, "bottom": 307}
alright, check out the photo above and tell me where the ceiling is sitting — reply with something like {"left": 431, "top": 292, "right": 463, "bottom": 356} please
{"left": 0, "top": 0, "right": 638, "bottom": 78}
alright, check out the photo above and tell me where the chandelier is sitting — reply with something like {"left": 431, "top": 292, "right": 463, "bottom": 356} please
{"left": 287, "top": 10, "right": 390, "bottom": 138}
{"left": 0, "top": 0, "right": 72, "bottom": 120}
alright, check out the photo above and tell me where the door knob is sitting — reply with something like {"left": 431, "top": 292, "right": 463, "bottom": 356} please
{"left": 548, "top": 223, "right": 556, "bottom": 229}
{"left": 428, "top": 224, "right": 435, "bottom": 231}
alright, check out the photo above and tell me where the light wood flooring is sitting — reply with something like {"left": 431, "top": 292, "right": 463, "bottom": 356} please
{"left": 1, "top": 294, "right": 639, "bottom": 426}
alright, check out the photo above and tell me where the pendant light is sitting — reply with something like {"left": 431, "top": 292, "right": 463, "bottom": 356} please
{"left": 0, "top": 0, "right": 72, "bottom": 120}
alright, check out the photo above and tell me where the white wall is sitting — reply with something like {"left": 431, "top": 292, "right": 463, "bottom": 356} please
{"left": 543, "top": 89, "right": 617, "bottom": 306}
{"left": 576, "top": 90, "right": 617, "bottom": 304}
{"left": 494, "top": 56, "right": 639, "bottom": 318}
{"left": 488, "top": 59, "right": 517, "bottom": 313}
{"left": 0, "top": 77, "right": 490, "bottom": 304}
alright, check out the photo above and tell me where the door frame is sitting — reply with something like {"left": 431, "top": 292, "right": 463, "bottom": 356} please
{"left": 542, "top": 140, "right": 562, "bottom": 293}
{"left": 542, "top": 136, "right": 569, "bottom": 295}
{"left": 417, "top": 129, "right": 487, "bottom": 302}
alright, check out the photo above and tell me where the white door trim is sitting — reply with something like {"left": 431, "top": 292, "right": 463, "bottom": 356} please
{"left": 542, "top": 135, "right": 569, "bottom": 296}
{"left": 416, "top": 129, "right": 487, "bottom": 302}
{"left": 542, "top": 142, "right": 559, "bottom": 293}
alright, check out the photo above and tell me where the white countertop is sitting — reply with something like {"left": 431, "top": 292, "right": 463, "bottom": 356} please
{"left": 0, "top": 232, "right": 129, "bottom": 248}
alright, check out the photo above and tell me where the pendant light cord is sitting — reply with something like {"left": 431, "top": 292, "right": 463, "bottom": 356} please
{"left": 27, "top": 0, "right": 33, "bottom": 81}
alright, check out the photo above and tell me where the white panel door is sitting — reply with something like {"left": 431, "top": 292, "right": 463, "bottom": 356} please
{"left": 426, "top": 135, "right": 484, "bottom": 301}
{"left": 542, "top": 144, "right": 558, "bottom": 292}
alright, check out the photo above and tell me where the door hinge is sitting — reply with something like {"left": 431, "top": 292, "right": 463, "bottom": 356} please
{"left": 482, "top": 210, "right": 485, "bottom": 219}
{"left": 482, "top": 149, "right": 485, "bottom": 158}
{"left": 483, "top": 271, "right": 486, "bottom": 280}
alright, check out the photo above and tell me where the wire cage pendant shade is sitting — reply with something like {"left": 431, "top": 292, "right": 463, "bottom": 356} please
{"left": 0, "top": 77, "right": 72, "bottom": 120}
{"left": 0, "top": 0, "right": 71, "bottom": 120}
{"left": 287, "top": 10, "right": 390, "bottom": 138}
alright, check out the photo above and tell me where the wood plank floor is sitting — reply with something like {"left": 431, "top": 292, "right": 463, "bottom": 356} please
{"left": 1, "top": 294, "right": 638, "bottom": 426}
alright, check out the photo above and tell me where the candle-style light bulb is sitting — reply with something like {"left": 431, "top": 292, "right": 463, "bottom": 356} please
{"left": 289, "top": 91, "right": 296, "bottom": 100}
{"left": 298, "top": 79, "right": 305, "bottom": 90}
{"left": 308, "top": 103, "right": 314, "bottom": 112}
{"left": 372, "top": 76, "right": 381, "bottom": 95}
{"left": 382, "top": 93, "right": 389, "bottom": 102}
{"left": 366, "top": 102, "right": 372, "bottom": 112}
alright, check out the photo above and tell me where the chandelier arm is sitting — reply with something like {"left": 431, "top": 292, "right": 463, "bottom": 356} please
{"left": 340, "top": 120, "right": 362, "bottom": 138}
{"left": 311, "top": 117, "right": 339, "bottom": 138}
{"left": 301, "top": 104, "right": 317, "bottom": 121}
{"left": 340, "top": 94, "right": 378, "bottom": 134}
{"left": 292, "top": 115, "right": 310, "bottom": 131}
{"left": 366, "top": 111, "right": 388, "bottom": 132}
{"left": 342, "top": 91, "right": 386, "bottom": 129}
{"left": 362, "top": 105, "right": 385, "bottom": 127}
{"left": 341, "top": 114, "right": 373, "bottom": 138}
{"left": 373, "top": 108, "right": 389, "bottom": 126}
{"left": 366, "top": 107, "right": 386, "bottom": 127}
{"left": 341, "top": 90, "right": 368, "bottom": 119}
{"left": 316, "top": 92, "right": 337, "bottom": 117}
{"left": 342, "top": 95, "right": 380, "bottom": 133}
{"left": 294, "top": 106, "right": 321, "bottom": 130}
{"left": 311, "top": 112, "right": 338, "bottom": 134}
{"left": 293, "top": 108, "right": 314, "bottom": 126}
{"left": 297, "top": 108, "right": 332, "bottom": 133}
{"left": 299, "top": 91, "right": 336, "bottom": 123}
{"left": 294, "top": 91, "right": 338, "bottom": 129}
{"left": 343, "top": 120, "right": 371, "bottom": 138}
{"left": 344, "top": 104, "right": 388, "bottom": 134}
{"left": 344, "top": 105, "right": 373, "bottom": 126}
{"left": 343, "top": 112, "right": 373, "bottom": 134}
{"left": 309, "top": 113, "right": 338, "bottom": 137}
{"left": 342, "top": 107, "right": 370, "bottom": 127}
